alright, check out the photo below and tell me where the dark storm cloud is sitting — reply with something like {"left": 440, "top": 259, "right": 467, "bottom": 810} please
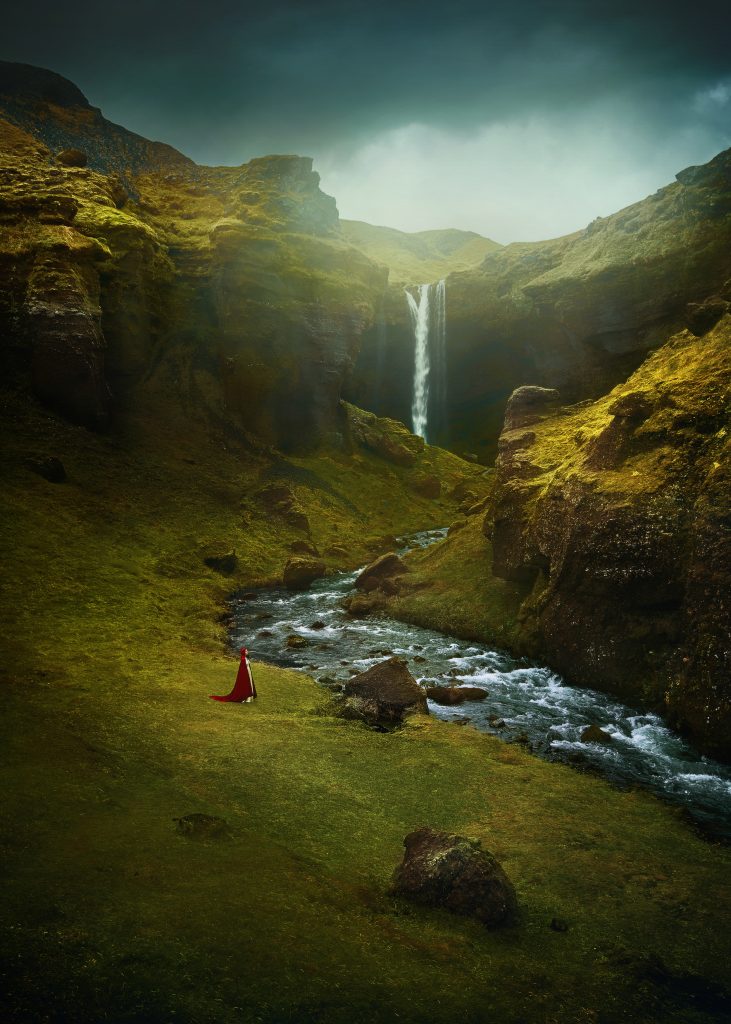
{"left": 4, "top": 1, "right": 730, "bottom": 237}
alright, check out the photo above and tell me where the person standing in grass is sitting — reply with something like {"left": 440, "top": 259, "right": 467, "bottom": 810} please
{"left": 210, "top": 647, "right": 257, "bottom": 703}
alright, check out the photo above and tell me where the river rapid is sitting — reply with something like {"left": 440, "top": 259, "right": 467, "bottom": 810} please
{"left": 230, "top": 529, "right": 731, "bottom": 840}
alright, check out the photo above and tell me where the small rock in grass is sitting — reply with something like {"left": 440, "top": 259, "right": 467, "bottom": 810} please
{"left": 550, "top": 917, "right": 570, "bottom": 932}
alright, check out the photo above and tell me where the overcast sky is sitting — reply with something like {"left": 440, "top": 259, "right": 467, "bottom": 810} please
{"left": 4, "top": 0, "right": 730, "bottom": 241}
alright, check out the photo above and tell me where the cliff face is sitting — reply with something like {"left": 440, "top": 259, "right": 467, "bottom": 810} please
{"left": 347, "top": 149, "right": 731, "bottom": 459}
{"left": 0, "top": 63, "right": 385, "bottom": 450}
{"left": 385, "top": 314, "right": 730, "bottom": 758}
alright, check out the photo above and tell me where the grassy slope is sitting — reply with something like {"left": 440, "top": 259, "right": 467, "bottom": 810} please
{"left": 2, "top": 391, "right": 731, "bottom": 1024}
{"left": 341, "top": 220, "right": 501, "bottom": 285}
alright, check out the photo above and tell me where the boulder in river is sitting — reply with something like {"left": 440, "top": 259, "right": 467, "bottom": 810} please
{"left": 389, "top": 826, "right": 518, "bottom": 928}
{"left": 354, "top": 552, "right": 407, "bottom": 592}
{"left": 425, "top": 685, "right": 489, "bottom": 705}
{"left": 580, "top": 724, "right": 613, "bottom": 744}
{"left": 290, "top": 539, "right": 319, "bottom": 556}
{"left": 342, "top": 657, "right": 428, "bottom": 724}
{"left": 283, "top": 556, "right": 326, "bottom": 591}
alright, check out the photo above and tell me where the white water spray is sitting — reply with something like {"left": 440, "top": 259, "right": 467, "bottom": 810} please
{"left": 405, "top": 280, "right": 446, "bottom": 442}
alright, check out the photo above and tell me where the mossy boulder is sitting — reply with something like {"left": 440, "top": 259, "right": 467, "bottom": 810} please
{"left": 342, "top": 657, "right": 428, "bottom": 723}
{"left": 390, "top": 826, "right": 518, "bottom": 928}
{"left": 283, "top": 556, "right": 326, "bottom": 591}
{"left": 355, "top": 552, "right": 407, "bottom": 592}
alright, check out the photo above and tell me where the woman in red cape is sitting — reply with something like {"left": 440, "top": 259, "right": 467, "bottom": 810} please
{"left": 210, "top": 647, "right": 257, "bottom": 703}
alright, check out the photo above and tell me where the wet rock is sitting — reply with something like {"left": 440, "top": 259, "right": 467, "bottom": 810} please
{"left": 56, "top": 148, "right": 87, "bottom": 167}
{"left": 389, "top": 826, "right": 518, "bottom": 928}
{"left": 309, "top": 620, "right": 327, "bottom": 630}
{"left": 342, "top": 592, "right": 386, "bottom": 617}
{"left": 425, "top": 686, "right": 489, "bottom": 705}
{"left": 413, "top": 474, "right": 441, "bottom": 499}
{"left": 24, "top": 455, "right": 66, "bottom": 483}
{"left": 174, "top": 813, "right": 231, "bottom": 840}
{"left": 504, "top": 386, "right": 561, "bottom": 431}
{"left": 488, "top": 716, "right": 506, "bottom": 727}
{"left": 580, "top": 724, "right": 613, "bottom": 744}
{"left": 355, "top": 552, "right": 407, "bottom": 592}
{"left": 342, "top": 657, "right": 428, "bottom": 724}
{"left": 203, "top": 549, "right": 238, "bottom": 574}
{"left": 283, "top": 556, "right": 326, "bottom": 591}
{"left": 285, "top": 634, "right": 308, "bottom": 649}
{"left": 258, "top": 629, "right": 274, "bottom": 637}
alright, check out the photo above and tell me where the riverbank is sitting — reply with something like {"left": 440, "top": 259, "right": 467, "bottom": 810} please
{"left": 2, "top": 392, "right": 731, "bottom": 1023}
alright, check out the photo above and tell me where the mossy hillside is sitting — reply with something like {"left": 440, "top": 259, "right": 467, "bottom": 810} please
{"left": 388, "top": 513, "right": 528, "bottom": 648}
{"left": 3, "top": 401, "right": 731, "bottom": 1024}
{"left": 340, "top": 219, "right": 502, "bottom": 286}
{"left": 381, "top": 319, "right": 731, "bottom": 757}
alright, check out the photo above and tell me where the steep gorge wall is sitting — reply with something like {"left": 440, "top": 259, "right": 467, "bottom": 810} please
{"left": 346, "top": 149, "right": 731, "bottom": 460}
{"left": 0, "top": 65, "right": 386, "bottom": 451}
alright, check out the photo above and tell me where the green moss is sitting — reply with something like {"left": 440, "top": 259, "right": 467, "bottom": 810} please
{"left": 2, "top": 385, "right": 731, "bottom": 1023}
{"left": 390, "top": 516, "right": 528, "bottom": 646}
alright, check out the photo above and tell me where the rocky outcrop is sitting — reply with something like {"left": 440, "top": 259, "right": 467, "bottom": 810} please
{"left": 346, "top": 403, "right": 425, "bottom": 466}
{"left": 0, "top": 67, "right": 387, "bottom": 451}
{"left": 486, "top": 317, "right": 731, "bottom": 756}
{"left": 389, "top": 826, "right": 518, "bottom": 928}
{"left": 503, "top": 386, "right": 561, "bottom": 431}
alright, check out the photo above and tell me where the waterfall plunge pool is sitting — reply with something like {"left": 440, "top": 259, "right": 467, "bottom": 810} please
{"left": 229, "top": 528, "right": 731, "bottom": 841}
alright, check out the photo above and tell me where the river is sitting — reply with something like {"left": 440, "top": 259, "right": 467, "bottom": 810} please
{"left": 230, "top": 529, "right": 731, "bottom": 840}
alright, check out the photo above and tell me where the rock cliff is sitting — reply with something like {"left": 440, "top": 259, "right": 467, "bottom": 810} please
{"left": 386, "top": 314, "right": 731, "bottom": 758}
{"left": 0, "top": 62, "right": 385, "bottom": 450}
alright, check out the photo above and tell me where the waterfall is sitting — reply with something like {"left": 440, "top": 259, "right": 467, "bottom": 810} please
{"left": 432, "top": 279, "right": 447, "bottom": 442}
{"left": 405, "top": 280, "right": 446, "bottom": 442}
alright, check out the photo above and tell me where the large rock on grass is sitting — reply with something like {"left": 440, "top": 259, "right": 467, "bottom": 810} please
{"left": 390, "top": 826, "right": 518, "bottom": 928}
{"left": 283, "top": 556, "right": 326, "bottom": 591}
{"left": 342, "top": 657, "right": 428, "bottom": 723}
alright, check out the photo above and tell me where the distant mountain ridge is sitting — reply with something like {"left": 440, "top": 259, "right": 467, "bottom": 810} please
{"left": 341, "top": 219, "right": 501, "bottom": 284}
{"left": 0, "top": 60, "right": 194, "bottom": 187}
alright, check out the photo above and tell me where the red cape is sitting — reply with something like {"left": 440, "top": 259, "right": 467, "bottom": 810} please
{"left": 210, "top": 648, "right": 257, "bottom": 702}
